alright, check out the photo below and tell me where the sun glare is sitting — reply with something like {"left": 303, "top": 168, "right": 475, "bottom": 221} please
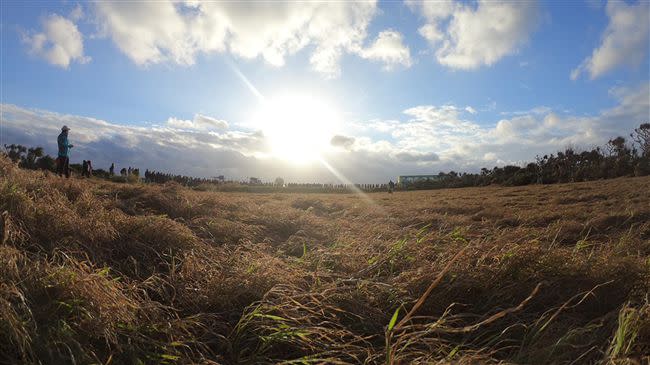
{"left": 252, "top": 95, "right": 341, "bottom": 164}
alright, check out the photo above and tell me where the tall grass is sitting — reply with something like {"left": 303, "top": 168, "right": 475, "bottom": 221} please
{"left": 0, "top": 155, "right": 648, "bottom": 364}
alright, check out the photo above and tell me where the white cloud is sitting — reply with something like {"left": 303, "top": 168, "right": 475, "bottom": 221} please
{"left": 22, "top": 14, "right": 90, "bottom": 68}
{"left": 2, "top": 85, "right": 647, "bottom": 183}
{"left": 407, "top": 0, "right": 539, "bottom": 69}
{"left": 376, "top": 105, "right": 485, "bottom": 163}
{"left": 493, "top": 115, "right": 537, "bottom": 140}
{"left": 195, "top": 114, "right": 228, "bottom": 129}
{"left": 571, "top": 0, "right": 650, "bottom": 80}
{"left": 483, "top": 152, "right": 498, "bottom": 161}
{"left": 0, "top": 104, "right": 269, "bottom": 177}
{"left": 346, "top": 83, "right": 648, "bottom": 171}
{"left": 358, "top": 30, "right": 412, "bottom": 70}
{"left": 402, "top": 105, "right": 481, "bottom": 133}
{"left": 93, "top": 1, "right": 377, "bottom": 77}
{"left": 543, "top": 113, "right": 561, "bottom": 128}
{"left": 465, "top": 106, "right": 477, "bottom": 114}
{"left": 167, "top": 114, "right": 229, "bottom": 130}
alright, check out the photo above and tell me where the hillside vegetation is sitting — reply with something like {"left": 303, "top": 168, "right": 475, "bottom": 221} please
{"left": 0, "top": 155, "right": 648, "bottom": 364}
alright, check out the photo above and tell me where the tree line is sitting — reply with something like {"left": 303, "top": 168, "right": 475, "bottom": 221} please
{"left": 144, "top": 170, "right": 222, "bottom": 186}
{"left": 2, "top": 123, "right": 648, "bottom": 192}
{"left": 401, "top": 123, "right": 649, "bottom": 190}
{"left": 142, "top": 171, "right": 394, "bottom": 192}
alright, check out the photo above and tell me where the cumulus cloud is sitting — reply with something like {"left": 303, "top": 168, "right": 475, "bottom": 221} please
{"left": 493, "top": 115, "right": 537, "bottom": 141}
{"left": 347, "top": 82, "right": 648, "bottom": 172}
{"left": 490, "top": 85, "right": 647, "bottom": 159}
{"left": 2, "top": 84, "right": 647, "bottom": 183}
{"left": 22, "top": 13, "right": 90, "bottom": 68}
{"left": 571, "top": 0, "right": 650, "bottom": 80}
{"left": 0, "top": 104, "right": 266, "bottom": 177}
{"left": 387, "top": 105, "right": 484, "bottom": 160}
{"left": 406, "top": 0, "right": 539, "bottom": 69}
{"left": 357, "top": 30, "right": 412, "bottom": 70}
{"left": 0, "top": 103, "right": 430, "bottom": 183}
{"left": 330, "top": 135, "right": 356, "bottom": 149}
{"left": 93, "top": 1, "right": 377, "bottom": 77}
{"left": 167, "top": 114, "right": 229, "bottom": 130}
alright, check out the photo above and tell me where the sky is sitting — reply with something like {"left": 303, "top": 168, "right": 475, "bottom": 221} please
{"left": 1, "top": 0, "right": 649, "bottom": 183}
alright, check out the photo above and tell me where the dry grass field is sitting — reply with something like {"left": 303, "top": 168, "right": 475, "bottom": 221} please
{"left": 0, "top": 155, "right": 648, "bottom": 364}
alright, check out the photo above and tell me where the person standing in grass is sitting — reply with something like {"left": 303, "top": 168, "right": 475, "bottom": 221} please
{"left": 56, "top": 125, "right": 73, "bottom": 178}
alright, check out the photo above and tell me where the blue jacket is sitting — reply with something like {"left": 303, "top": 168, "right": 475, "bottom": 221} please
{"left": 57, "top": 132, "right": 72, "bottom": 157}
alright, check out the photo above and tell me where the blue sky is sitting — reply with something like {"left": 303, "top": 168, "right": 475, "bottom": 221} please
{"left": 1, "top": 0, "right": 649, "bottom": 182}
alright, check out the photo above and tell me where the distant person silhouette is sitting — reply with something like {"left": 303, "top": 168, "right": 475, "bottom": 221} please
{"left": 56, "top": 125, "right": 73, "bottom": 178}
{"left": 109, "top": 163, "right": 115, "bottom": 176}
{"left": 86, "top": 160, "right": 93, "bottom": 177}
{"left": 82, "top": 160, "right": 88, "bottom": 178}
{"left": 120, "top": 168, "right": 127, "bottom": 176}
{"left": 388, "top": 180, "right": 395, "bottom": 194}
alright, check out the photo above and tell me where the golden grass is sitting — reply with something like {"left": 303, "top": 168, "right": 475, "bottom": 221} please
{"left": 0, "top": 155, "right": 648, "bottom": 364}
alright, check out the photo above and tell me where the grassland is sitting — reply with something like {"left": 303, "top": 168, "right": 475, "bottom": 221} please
{"left": 0, "top": 155, "right": 648, "bottom": 364}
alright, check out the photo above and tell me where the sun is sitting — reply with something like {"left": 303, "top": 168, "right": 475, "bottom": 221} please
{"left": 252, "top": 94, "right": 341, "bottom": 164}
